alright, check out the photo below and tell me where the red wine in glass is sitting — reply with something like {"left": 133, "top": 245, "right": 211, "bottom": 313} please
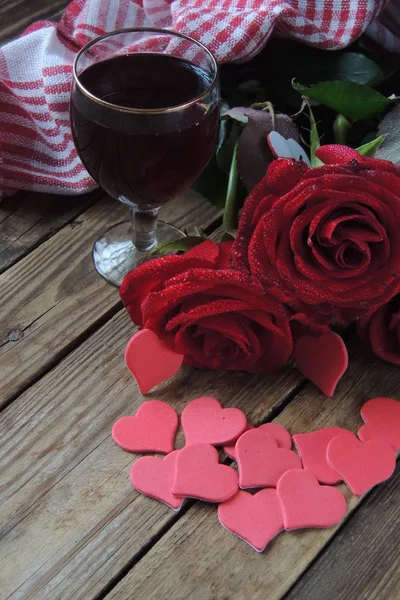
{"left": 71, "top": 29, "right": 220, "bottom": 286}
{"left": 71, "top": 53, "right": 219, "bottom": 208}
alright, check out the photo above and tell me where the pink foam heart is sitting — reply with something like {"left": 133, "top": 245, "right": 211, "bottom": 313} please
{"left": 236, "top": 428, "right": 301, "bottom": 488}
{"left": 182, "top": 396, "right": 247, "bottom": 446}
{"left": 172, "top": 443, "right": 238, "bottom": 502}
{"left": 293, "top": 427, "right": 353, "bottom": 485}
{"left": 293, "top": 331, "right": 348, "bottom": 397}
{"left": 112, "top": 400, "right": 178, "bottom": 454}
{"left": 277, "top": 468, "right": 347, "bottom": 530}
{"left": 327, "top": 432, "right": 396, "bottom": 496}
{"left": 224, "top": 422, "right": 292, "bottom": 460}
{"left": 218, "top": 489, "right": 284, "bottom": 552}
{"left": 358, "top": 397, "right": 400, "bottom": 451}
{"left": 130, "top": 450, "right": 184, "bottom": 510}
{"left": 125, "top": 329, "right": 183, "bottom": 394}
{"left": 223, "top": 424, "right": 254, "bottom": 459}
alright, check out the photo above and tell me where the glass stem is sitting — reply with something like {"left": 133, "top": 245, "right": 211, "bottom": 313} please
{"left": 130, "top": 207, "right": 159, "bottom": 252}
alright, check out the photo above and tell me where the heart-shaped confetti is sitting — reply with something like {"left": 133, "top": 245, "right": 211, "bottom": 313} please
{"left": 236, "top": 428, "right": 301, "bottom": 488}
{"left": 182, "top": 396, "right": 247, "bottom": 447}
{"left": 125, "top": 329, "right": 184, "bottom": 394}
{"left": 114, "top": 391, "right": 400, "bottom": 555}
{"left": 277, "top": 468, "right": 347, "bottom": 530}
{"left": 218, "top": 488, "right": 284, "bottom": 552}
{"left": 327, "top": 432, "right": 396, "bottom": 496}
{"left": 172, "top": 443, "right": 238, "bottom": 502}
{"left": 223, "top": 424, "right": 253, "bottom": 459}
{"left": 358, "top": 397, "right": 400, "bottom": 451}
{"left": 293, "top": 331, "right": 348, "bottom": 397}
{"left": 130, "top": 450, "right": 184, "bottom": 510}
{"left": 112, "top": 400, "right": 178, "bottom": 454}
{"left": 223, "top": 422, "right": 291, "bottom": 460}
{"left": 293, "top": 427, "right": 353, "bottom": 485}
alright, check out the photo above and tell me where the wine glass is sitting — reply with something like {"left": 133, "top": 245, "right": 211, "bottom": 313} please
{"left": 71, "top": 28, "right": 220, "bottom": 286}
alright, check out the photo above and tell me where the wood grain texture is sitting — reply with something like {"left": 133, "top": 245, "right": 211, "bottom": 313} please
{"left": 0, "top": 312, "right": 302, "bottom": 599}
{"left": 107, "top": 341, "right": 400, "bottom": 600}
{"left": 0, "top": 191, "right": 219, "bottom": 408}
{"left": 0, "top": 190, "right": 100, "bottom": 274}
{"left": 0, "top": 0, "right": 68, "bottom": 43}
{"left": 285, "top": 463, "right": 400, "bottom": 600}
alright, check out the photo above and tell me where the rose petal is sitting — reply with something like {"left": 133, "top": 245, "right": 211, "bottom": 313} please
{"left": 315, "top": 145, "right": 361, "bottom": 164}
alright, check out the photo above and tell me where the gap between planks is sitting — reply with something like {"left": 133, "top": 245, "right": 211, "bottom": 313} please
{"left": 0, "top": 190, "right": 221, "bottom": 411}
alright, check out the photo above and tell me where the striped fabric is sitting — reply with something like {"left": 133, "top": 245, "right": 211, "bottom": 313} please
{"left": 1, "top": 0, "right": 399, "bottom": 199}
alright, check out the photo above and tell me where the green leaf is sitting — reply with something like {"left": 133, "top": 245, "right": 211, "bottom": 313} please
{"left": 303, "top": 98, "right": 323, "bottom": 167}
{"left": 223, "top": 140, "right": 240, "bottom": 232}
{"left": 221, "top": 230, "right": 237, "bottom": 241}
{"left": 333, "top": 114, "right": 351, "bottom": 145}
{"left": 320, "top": 52, "right": 383, "bottom": 86}
{"left": 375, "top": 104, "right": 400, "bottom": 165}
{"left": 217, "top": 115, "right": 229, "bottom": 152}
{"left": 249, "top": 42, "right": 384, "bottom": 108}
{"left": 150, "top": 235, "right": 206, "bottom": 256}
{"left": 270, "top": 44, "right": 384, "bottom": 86}
{"left": 293, "top": 51, "right": 384, "bottom": 87}
{"left": 356, "top": 135, "right": 385, "bottom": 157}
{"left": 221, "top": 112, "right": 248, "bottom": 124}
{"left": 217, "top": 120, "right": 243, "bottom": 174}
{"left": 250, "top": 101, "right": 273, "bottom": 111}
{"left": 292, "top": 80, "right": 390, "bottom": 120}
{"left": 221, "top": 100, "right": 230, "bottom": 114}
{"left": 192, "top": 154, "right": 228, "bottom": 209}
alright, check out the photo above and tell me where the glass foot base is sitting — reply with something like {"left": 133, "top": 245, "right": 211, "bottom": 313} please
{"left": 93, "top": 220, "right": 185, "bottom": 287}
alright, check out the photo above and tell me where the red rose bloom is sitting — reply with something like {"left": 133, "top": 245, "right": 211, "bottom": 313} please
{"left": 232, "top": 145, "right": 400, "bottom": 323}
{"left": 120, "top": 240, "right": 292, "bottom": 373}
{"left": 358, "top": 288, "right": 400, "bottom": 366}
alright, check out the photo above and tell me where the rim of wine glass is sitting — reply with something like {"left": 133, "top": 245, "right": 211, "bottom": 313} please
{"left": 72, "top": 27, "right": 219, "bottom": 115}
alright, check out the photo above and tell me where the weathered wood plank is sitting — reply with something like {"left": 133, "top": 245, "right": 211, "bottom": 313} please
{"left": 284, "top": 463, "right": 400, "bottom": 600}
{"left": 106, "top": 342, "right": 400, "bottom": 600}
{"left": 0, "top": 191, "right": 220, "bottom": 408}
{"left": 0, "top": 190, "right": 100, "bottom": 274}
{"left": 0, "top": 311, "right": 303, "bottom": 599}
{"left": 0, "top": 0, "right": 68, "bottom": 43}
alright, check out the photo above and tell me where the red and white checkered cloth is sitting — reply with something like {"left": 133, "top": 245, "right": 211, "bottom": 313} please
{"left": 1, "top": 0, "right": 399, "bottom": 199}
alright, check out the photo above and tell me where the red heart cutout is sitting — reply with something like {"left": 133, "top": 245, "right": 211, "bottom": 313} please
{"left": 125, "top": 329, "right": 183, "bottom": 394}
{"left": 293, "top": 427, "right": 353, "bottom": 485}
{"left": 172, "top": 443, "right": 238, "bottom": 502}
{"left": 223, "top": 422, "right": 291, "bottom": 460}
{"left": 130, "top": 450, "right": 184, "bottom": 510}
{"left": 327, "top": 432, "right": 396, "bottom": 496}
{"left": 182, "top": 397, "right": 247, "bottom": 446}
{"left": 277, "top": 468, "right": 347, "bottom": 530}
{"left": 293, "top": 331, "right": 348, "bottom": 397}
{"left": 358, "top": 397, "right": 400, "bottom": 451}
{"left": 236, "top": 428, "right": 301, "bottom": 488}
{"left": 218, "top": 489, "right": 284, "bottom": 552}
{"left": 112, "top": 400, "right": 178, "bottom": 454}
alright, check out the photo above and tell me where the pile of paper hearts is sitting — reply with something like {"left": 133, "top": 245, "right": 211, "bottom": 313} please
{"left": 112, "top": 396, "right": 399, "bottom": 552}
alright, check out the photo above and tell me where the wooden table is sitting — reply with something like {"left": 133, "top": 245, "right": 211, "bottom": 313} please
{"left": 1, "top": 5, "right": 399, "bottom": 600}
